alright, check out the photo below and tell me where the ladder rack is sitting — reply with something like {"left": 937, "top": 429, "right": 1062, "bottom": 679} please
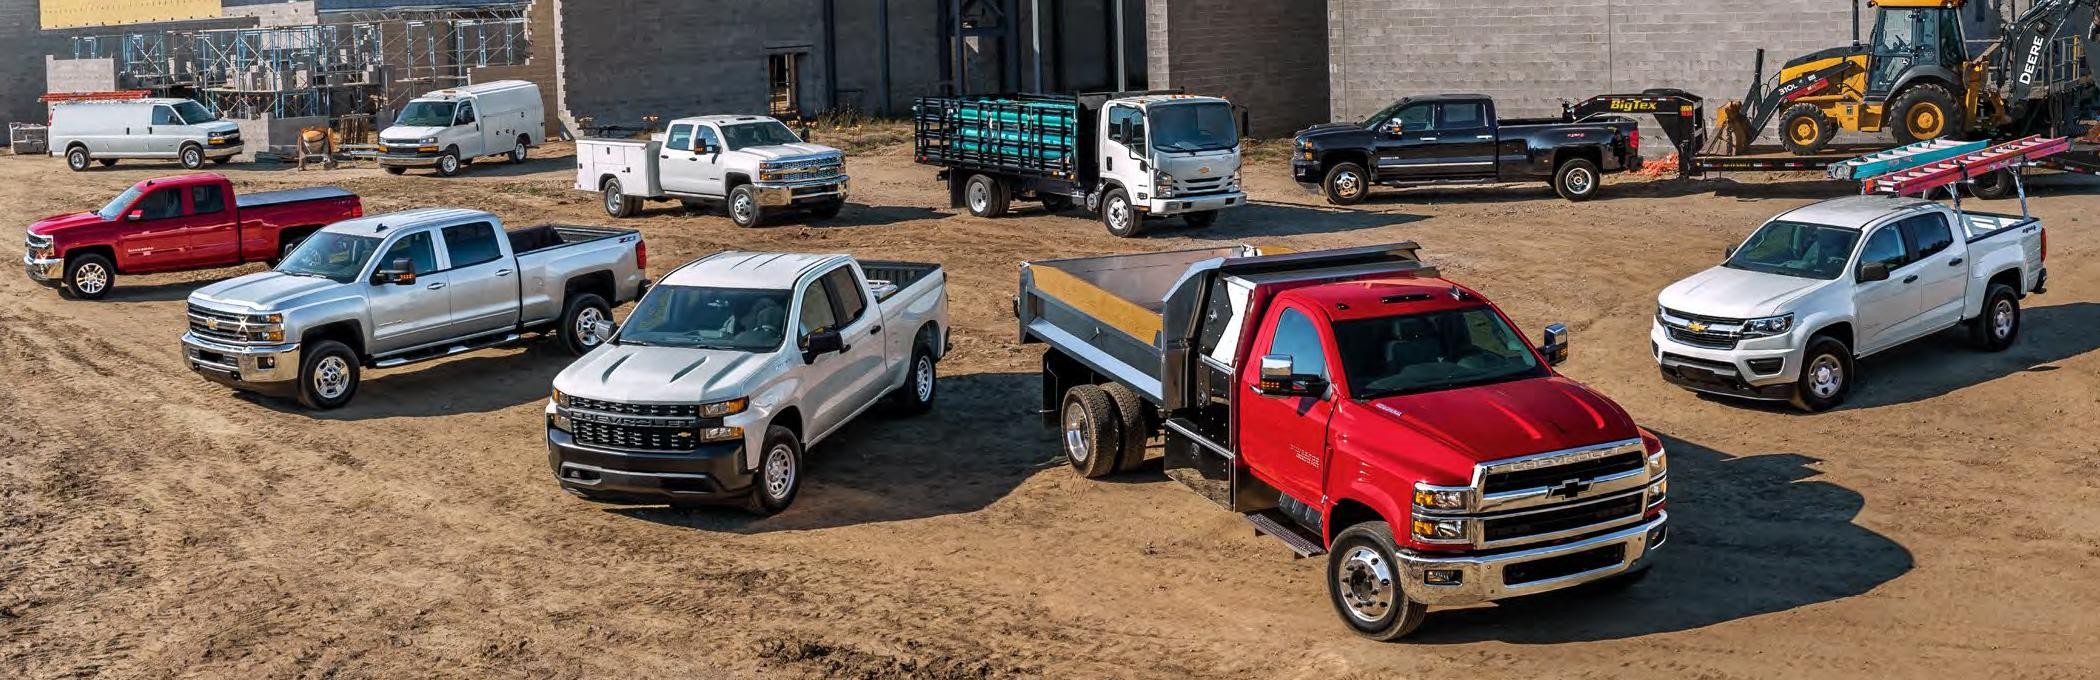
{"left": 1828, "top": 138, "right": 1989, "bottom": 181}
{"left": 1859, "top": 136, "right": 2071, "bottom": 196}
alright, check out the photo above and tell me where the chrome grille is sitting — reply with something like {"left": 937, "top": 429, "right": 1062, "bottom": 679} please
{"left": 187, "top": 304, "right": 258, "bottom": 345}
{"left": 1482, "top": 449, "right": 1645, "bottom": 495}
{"left": 1176, "top": 176, "right": 1231, "bottom": 195}
{"left": 767, "top": 154, "right": 845, "bottom": 182}
{"left": 569, "top": 420, "right": 699, "bottom": 452}
{"left": 1659, "top": 307, "right": 1744, "bottom": 349}
{"left": 1482, "top": 493, "right": 1644, "bottom": 543}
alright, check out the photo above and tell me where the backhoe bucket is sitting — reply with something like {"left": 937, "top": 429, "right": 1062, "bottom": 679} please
{"left": 1709, "top": 101, "right": 1751, "bottom": 156}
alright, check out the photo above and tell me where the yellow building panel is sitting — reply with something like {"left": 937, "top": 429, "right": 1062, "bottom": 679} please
{"left": 41, "top": 0, "right": 223, "bottom": 30}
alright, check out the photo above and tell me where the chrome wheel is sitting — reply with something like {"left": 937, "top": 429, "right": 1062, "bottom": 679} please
{"left": 1566, "top": 167, "right": 1595, "bottom": 195}
{"left": 732, "top": 192, "right": 755, "bottom": 224}
{"left": 1106, "top": 196, "right": 1130, "bottom": 231}
{"left": 1333, "top": 170, "right": 1362, "bottom": 199}
{"left": 603, "top": 183, "right": 623, "bottom": 214}
{"left": 762, "top": 443, "right": 796, "bottom": 501}
{"left": 967, "top": 181, "right": 990, "bottom": 214}
{"left": 574, "top": 306, "right": 610, "bottom": 349}
{"left": 439, "top": 154, "right": 459, "bottom": 175}
{"left": 913, "top": 355, "right": 935, "bottom": 402}
{"left": 1062, "top": 400, "right": 1092, "bottom": 464}
{"left": 72, "top": 262, "right": 109, "bottom": 295}
{"left": 314, "top": 356, "right": 352, "bottom": 400}
{"left": 1807, "top": 354, "right": 1844, "bottom": 399}
{"left": 1993, "top": 299, "right": 2015, "bottom": 339}
{"left": 182, "top": 147, "right": 203, "bottom": 169}
{"left": 1334, "top": 545, "right": 1396, "bottom": 624}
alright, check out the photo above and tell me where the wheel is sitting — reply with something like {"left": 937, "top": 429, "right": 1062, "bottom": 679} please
{"left": 296, "top": 340, "right": 360, "bottom": 410}
{"left": 435, "top": 149, "right": 462, "bottom": 177}
{"left": 1790, "top": 335, "right": 1854, "bottom": 412}
{"left": 1554, "top": 158, "right": 1601, "bottom": 202}
{"left": 809, "top": 199, "right": 845, "bottom": 220}
{"left": 1060, "top": 384, "right": 1121, "bottom": 479}
{"left": 1890, "top": 84, "right": 1963, "bottom": 145}
{"left": 66, "top": 147, "right": 92, "bottom": 171}
{"left": 1041, "top": 194, "right": 1076, "bottom": 213}
{"left": 602, "top": 178, "right": 642, "bottom": 218}
{"left": 891, "top": 344, "right": 938, "bottom": 415}
{"left": 63, "top": 253, "right": 115, "bottom": 300}
{"left": 1972, "top": 169, "right": 2017, "bottom": 200}
{"left": 1322, "top": 162, "right": 1369, "bottom": 205}
{"left": 179, "top": 144, "right": 206, "bottom": 170}
{"left": 1099, "top": 382, "right": 1151, "bottom": 472}
{"left": 964, "top": 173, "right": 1010, "bottom": 218}
{"left": 210, "top": 156, "right": 230, "bottom": 166}
{"left": 558, "top": 293, "right": 613, "bottom": 356}
{"left": 509, "top": 135, "right": 530, "bottom": 164}
{"left": 744, "top": 425, "right": 803, "bottom": 515}
{"left": 97, "top": 158, "right": 118, "bottom": 168}
{"left": 384, "top": 166, "right": 407, "bottom": 176}
{"left": 1100, "top": 188, "right": 1145, "bottom": 238}
{"left": 266, "top": 232, "right": 310, "bottom": 268}
{"left": 1779, "top": 103, "right": 1836, "bottom": 155}
{"left": 1970, "top": 284, "right": 2020, "bottom": 351}
{"left": 729, "top": 184, "right": 764, "bottom": 228}
{"left": 1327, "top": 522, "right": 1429, "bottom": 641}
{"left": 1182, "top": 210, "right": 1219, "bottom": 229}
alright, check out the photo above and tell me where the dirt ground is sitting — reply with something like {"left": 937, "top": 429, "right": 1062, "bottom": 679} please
{"left": 2, "top": 140, "right": 2097, "bottom": 679}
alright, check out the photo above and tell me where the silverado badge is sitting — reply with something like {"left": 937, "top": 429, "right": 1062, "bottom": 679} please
{"left": 1687, "top": 321, "right": 1709, "bottom": 333}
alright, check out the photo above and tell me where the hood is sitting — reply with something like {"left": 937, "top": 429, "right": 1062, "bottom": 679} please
{"left": 1362, "top": 377, "right": 1639, "bottom": 467}
{"left": 201, "top": 120, "right": 240, "bottom": 135}
{"left": 739, "top": 143, "right": 842, "bottom": 162}
{"left": 190, "top": 271, "right": 348, "bottom": 313}
{"left": 379, "top": 125, "right": 447, "bottom": 142}
{"left": 27, "top": 211, "right": 105, "bottom": 239}
{"left": 1155, "top": 148, "right": 1239, "bottom": 180}
{"left": 1294, "top": 122, "right": 1376, "bottom": 148}
{"left": 554, "top": 342, "right": 783, "bottom": 404}
{"left": 1658, "top": 265, "right": 1830, "bottom": 319}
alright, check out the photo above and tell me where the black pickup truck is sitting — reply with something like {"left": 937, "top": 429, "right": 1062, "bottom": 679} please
{"left": 1292, "top": 94, "right": 1643, "bottom": 204}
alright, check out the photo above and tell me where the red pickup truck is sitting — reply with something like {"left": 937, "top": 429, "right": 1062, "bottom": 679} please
{"left": 1017, "top": 243, "right": 1668, "bottom": 640}
{"left": 22, "top": 174, "right": 363, "bottom": 300}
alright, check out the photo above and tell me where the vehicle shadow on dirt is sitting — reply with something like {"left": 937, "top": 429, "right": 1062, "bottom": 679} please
{"left": 1197, "top": 200, "right": 1429, "bottom": 237}
{"left": 240, "top": 342, "right": 573, "bottom": 419}
{"left": 94, "top": 276, "right": 242, "bottom": 303}
{"left": 1845, "top": 301, "right": 2100, "bottom": 409}
{"left": 1410, "top": 434, "right": 1912, "bottom": 644}
{"left": 611, "top": 371, "right": 1061, "bottom": 532}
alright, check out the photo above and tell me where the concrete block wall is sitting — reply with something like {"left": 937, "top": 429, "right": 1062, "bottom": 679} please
{"left": 45, "top": 57, "right": 120, "bottom": 94}
{"left": 1147, "top": 0, "right": 1328, "bottom": 137}
{"left": 472, "top": 0, "right": 565, "bottom": 138}
{"left": 832, "top": 0, "right": 942, "bottom": 115}
{"left": 559, "top": 0, "right": 830, "bottom": 130}
{"left": 1327, "top": 0, "right": 1856, "bottom": 148}
{"left": 0, "top": 0, "right": 41, "bottom": 136}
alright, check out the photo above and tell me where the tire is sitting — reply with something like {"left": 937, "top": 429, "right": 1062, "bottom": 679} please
{"left": 809, "top": 199, "right": 845, "bottom": 220}
{"left": 729, "top": 184, "right": 764, "bottom": 228}
{"left": 892, "top": 343, "right": 938, "bottom": 416}
{"left": 1554, "top": 158, "right": 1601, "bottom": 202}
{"left": 1972, "top": 169, "right": 2016, "bottom": 200}
{"left": 179, "top": 144, "right": 206, "bottom": 170}
{"left": 266, "top": 231, "right": 310, "bottom": 268}
{"left": 296, "top": 340, "right": 360, "bottom": 410}
{"left": 1322, "top": 161, "right": 1369, "bottom": 205}
{"left": 602, "top": 178, "right": 642, "bottom": 218}
{"left": 1327, "top": 522, "right": 1430, "bottom": 641}
{"left": 1970, "top": 284, "right": 2020, "bottom": 352}
{"left": 509, "top": 135, "right": 530, "bottom": 164}
{"left": 63, "top": 253, "right": 115, "bottom": 300}
{"left": 1060, "top": 384, "right": 1121, "bottom": 479}
{"left": 1041, "top": 194, "right": 1076, "bottom": 213}
{"left": 1779, "top": 103, "right": 1836, "bottom": 155}
{"left": 97, "top": 158, "right": 118, "bottom": 168}
{"left": 1890, "top": 84, "right": 1963, "bottom": 145}
{"left": 964, "top": 173, "right": 1010, "bottom": 218}
{"left": 1099, "top": 382, "right": 1151, "bottom": 472}
{"left": 1100, "top": 188, "right": 1145, "bottom": 238}
{"left": 1182, "top": 210, "right": 1219, "bottom": 229}
{"left": 1790, "top": 335, "right": 1854, "bottom": 412}
{"left": 558, "top": 293, "right": 613, "bottom": 356}
{"left": 210, "top": 156, "right": 231, "bottom": 166}
{"left": 67, "top": 147, "right": 91, "bottom": 172}
{"left": 744, "top": 425, "right": 803, "bottom": 516}
{"left": 435, "top": 149, "right": 462, "bottom": 177}
{"left": 384, "top": 166, "right": 407, "bottom": 176}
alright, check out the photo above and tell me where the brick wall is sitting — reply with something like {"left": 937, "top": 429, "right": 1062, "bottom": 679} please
{"left": 473, "top": 0, "right": 564, "bottom": 138}
{"left": 1147, "top": 0, "right": 1328, "bottom": 137}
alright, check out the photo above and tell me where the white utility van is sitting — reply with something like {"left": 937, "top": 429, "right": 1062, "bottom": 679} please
{"left": 48, "top": 98, "right": 243, "bottom": 171}
{"left": 377, "top": 80, "right": 545, "bottom": 177}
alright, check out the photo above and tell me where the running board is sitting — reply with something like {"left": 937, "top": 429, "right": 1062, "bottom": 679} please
{"left": 1246, "top": 510, "right": 1326, "bottom": 558}
{"left": 371, "top": 333, "right": 522, "bottom": 368}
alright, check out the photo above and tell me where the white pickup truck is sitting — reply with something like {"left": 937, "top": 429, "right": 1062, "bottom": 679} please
{"left": 1653, "top": 194, "right": 2046, "bottom": 411}
{"left": 546, "top": 251, "right": 948, "bottom": 514}
{"left": 575, "top": 115, "right": 848, "bottom": 228}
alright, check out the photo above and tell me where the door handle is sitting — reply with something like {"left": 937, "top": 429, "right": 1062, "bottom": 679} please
{"left": 660, "top": 154, "right": 669, "bottom": 159}
{"left": 427, "top": 282, "right": 447, "bottom": 290}
{"left": 495, "top": 268, "right": 513, "bottom": 277}
{"left": 1476, "top": 135, "right": 1494, "bottom": 139}
{"left": 1948, "top": 258, "right": 1963, "bottom": 266}
{"left": 1902, "top": 275, "right": 1918, "bottom": 284}
{"left": 1421, "top": 137, "right": 1439, "bottom": 141}
{"left": 868, "top": 324, "right": 882, "bottom": 334}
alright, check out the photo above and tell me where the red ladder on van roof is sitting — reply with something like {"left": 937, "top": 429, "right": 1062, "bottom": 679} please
{"left": 1860, "top": 135, "right": 2071, "bottom": 196}
{"left": 37, "top": 90, "right": 153, "bottom": 103}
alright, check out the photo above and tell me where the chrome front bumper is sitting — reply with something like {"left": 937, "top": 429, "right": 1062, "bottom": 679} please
{"left": 753, "top": 176, "right": 850, "bottom": 207}
{"left": 24, "top": 253, "right": 63, "bottom": 285}
{"left": 203, "top": 143, "right": 244, "bottom": 159}
{"left": 182, "top": 332, "right": 303, "bottom": 390}
{"left": 1144, "top": 190, "right": 1245, "bottom": 215}
{"left": 1398, "top": 513, "right": 1668, "bottom": 606}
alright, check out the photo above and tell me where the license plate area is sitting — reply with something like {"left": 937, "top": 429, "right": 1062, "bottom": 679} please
{"left": 1503, "top": 543, "right": 1626, "bottom": 586}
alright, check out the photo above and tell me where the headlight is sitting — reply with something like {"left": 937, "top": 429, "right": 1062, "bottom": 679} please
{"left": 551, "top": 412, "right": 573, "bottom": 432}
{"left": 1411, "top": 518, "right": 1468, "bottom": 543}
{"left": 417, "top": 137, "right": 437, "bottom": 145}
{"left": 1648, "top": 476, "right": 1668, "bottom": 500}
{"left": 1648, "top": 449, "right": 1667, "bottom": 475}
{"left": 700, "top": 426, "right": 744, "bottom": 442}
{"left": 1228, "top": 170, "right": 1242, "bottom": 192}
{"left": 1412, "top": 484, "right": 1468, "bottom": 511}
{"left": 1741, "top": 313, "right": 1794, "bottom": 337}
{"left": 552, "top": 387, "right": 571, "bottom": 409}
{"left": 699, "top": 397, "right": 749, "bottom": 418}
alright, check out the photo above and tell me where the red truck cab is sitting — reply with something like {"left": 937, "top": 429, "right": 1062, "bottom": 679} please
{"left": 1018, "top": 243, "right": 1667, "bottom": 640}
{"left": 22, "top": 173, "right": 362, "bottom": 300}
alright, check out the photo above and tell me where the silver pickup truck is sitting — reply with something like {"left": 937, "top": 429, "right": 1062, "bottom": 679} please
{"left": 183, "top": 208, "right": 649, "bottom": 409}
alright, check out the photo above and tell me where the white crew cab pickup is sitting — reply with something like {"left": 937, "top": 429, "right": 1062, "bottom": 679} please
{"left": 546, "top": 251, "right": 948, "bottom": 514}
{"left": 575, "top": 115, "right": 848, "bottom": 228}
{"left": 1653, "top": 194, "right": 2046, "bottom": 411}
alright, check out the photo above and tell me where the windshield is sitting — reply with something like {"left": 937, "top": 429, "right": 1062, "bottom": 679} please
{"left": 276, "top": 233, "right": 383, "bottom": 283}
{"left": 173, "top": 101, "right": 217, "bottom": 124}
{"left": 1334, "top": 306, "right": 1547, "bottom": 399}
{"left": 96, "top": 185, "right": 145, "bottom": 220}
{"left": 1150, "top": 102, "right": 1238, "bottom": 153}
{"left": 616, "top": 286, "right": 794, "bottom": 351}
{"left": 395, "top": 101, "right": 457, "bottom": 128}
{"left": 1723, "top": 220, "right": 1861, "bottom": 280}
{"left": 721, "top": 121, "right": 803, "bottom": 150}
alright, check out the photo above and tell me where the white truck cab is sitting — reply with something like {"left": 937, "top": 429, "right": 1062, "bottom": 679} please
{"left": 378, "top": 80, "right": 545, "bottom": 177}
{"left": 576, "top": 115, "right": 849, "bottom": 227}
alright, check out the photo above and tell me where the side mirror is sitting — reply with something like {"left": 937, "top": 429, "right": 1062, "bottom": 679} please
{"left": 1256, "top": 354, "right": 1328, "bottom": 398}
{"left": 373, "top": 257, "right": 416, "bottom": 286}
{"left": 1858, "top": 261, "right": 1891, "bottom": 283}
{"left": 802, "top": 329, "right": 845, "bottom": 362}
{"left": 126, "top": 210, "right": 144, "bottom": 222}
{"left": 701, "top": 142, "right": 718, "bottom": 155}
{"left": 1539, "top": 323, "right": 1571, "bottom": 366}
{"left": 1724, "top": 244, "right": 1738, "bottom": 259}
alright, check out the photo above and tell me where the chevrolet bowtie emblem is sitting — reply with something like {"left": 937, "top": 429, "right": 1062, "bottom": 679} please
{"left": 207, "top": 318, "right": 221, "bottom": 330}
{"left": 1686, "top": 321, "right": 1709, "bottom": 333}
{"left": 1198, "top": 166, "right": 1212, "bottom": 175}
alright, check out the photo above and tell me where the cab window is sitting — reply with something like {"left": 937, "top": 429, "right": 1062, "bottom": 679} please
{"left": 667, "top": 124, "right": 694, "bottom": 152}
{"left": 379, "top": 232, "right": 441, "bottom": 276}
{"left": 136, "top": 189, "right": 184, "bottom": 220}
{"left": 1898, "top": 213, "right": 1954, "bottom": 261}
{"left": 1436, "top": 102, "right": 1487, "bottom": 130}
{"left": 821, "top": 266, "right": 868, "bottom": 325}
{"left": 1107, "top": 106, "right": 1146, "bottom": 150}
{"left": 695, "top": 126, "right": 721, "bottom": 153}
{"left": 455, "top": 101, "right": 477, "bottom": 125}
{"left": 1858, "top": 225, "right": 1910, "bottom": 277}
{"left": 152, "top": 106, "right": 181, "bottom": 126}
{"left": 440, "top": 222, "right": 503, "bottom": 269}
{"left": 191, "top": 184, "right": 226, "bottom": 215}
{"left": 1391, "top": 105, "right": 1433, "bottom": 133}
{"left": 797, "top": 278, "right": 840, "bottom": 338}
{"left": 1265, "top": 307, "right": 1329, "bottom": 379}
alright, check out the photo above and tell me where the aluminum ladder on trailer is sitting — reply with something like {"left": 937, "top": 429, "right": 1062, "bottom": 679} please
{"left": 1855, "top": 136, "right": 2072, "bottom": 197}
{"left": 1827, "top": 138, "right": 1990, "bottom": 181}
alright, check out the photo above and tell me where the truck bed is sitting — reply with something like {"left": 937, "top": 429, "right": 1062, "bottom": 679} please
{"left": 236, "top": 186, "right": 356, "bottom": 210}
{"left": 1957, "top": 211, "right": 2039, "bottom": 242}
{"left": 508, "top": 224, "right": 634, "bottom": 255}
{"left": 914, "top": 94, "right": 1084, "bottom": 180}
{"left": 860, "top": 261, "right": 941, "bottom": 302}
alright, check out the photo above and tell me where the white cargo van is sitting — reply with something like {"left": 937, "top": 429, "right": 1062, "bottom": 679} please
{"left": 377, "top": 80, "right": 545, "bottom": 177}
{"left": 48, "top": 98, "right": 243, "bottom": 171}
